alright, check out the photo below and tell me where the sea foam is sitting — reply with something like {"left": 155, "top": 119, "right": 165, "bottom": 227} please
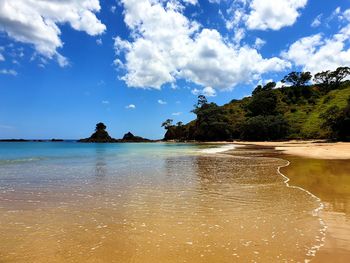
{"left": 200, "top": 144, "right": 236, "bottom": 154}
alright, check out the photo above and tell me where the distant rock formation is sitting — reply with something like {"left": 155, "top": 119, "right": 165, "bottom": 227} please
{"left": 51, "top": 139, "right": 64, "bottom": 142}
{"left": 79, "top": 123, "right": 152, "bottom": 143}
{"left": 78, "top": 123, "right": 118, "bottom": 143}
{"left": 121, "top": 132, "right": 151, "bottom": 142}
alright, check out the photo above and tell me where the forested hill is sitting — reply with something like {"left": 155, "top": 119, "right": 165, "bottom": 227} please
{"left": 162, "top": 68, "right": 350, "bottom": 142}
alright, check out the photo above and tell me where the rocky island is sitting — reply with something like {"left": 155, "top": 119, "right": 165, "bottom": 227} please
{"left": 78, "top": 123, "right": 152, "bottom": 143}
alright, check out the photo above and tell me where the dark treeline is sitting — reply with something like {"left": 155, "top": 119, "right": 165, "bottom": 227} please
{"left": 162, "top": 67, "right": 350, "bottom": 142}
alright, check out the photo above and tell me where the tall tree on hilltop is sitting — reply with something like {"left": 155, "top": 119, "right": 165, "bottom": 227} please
{"left": 96, "top": 122, "right": 107, "bottom": 131}
{"left": 282, "top": 71, "right": 312, "bottom": 87}
{"left": 161, "top": 119, "right": 174, "bottom": 130}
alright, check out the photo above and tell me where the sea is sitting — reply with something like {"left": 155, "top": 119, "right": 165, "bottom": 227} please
{"left": 0, "top": 142, "right": 325, "bottom": 262}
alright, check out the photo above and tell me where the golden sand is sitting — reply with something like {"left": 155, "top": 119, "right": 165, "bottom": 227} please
{"left": 234, "top": 140, "right": 350, "bottom": 160}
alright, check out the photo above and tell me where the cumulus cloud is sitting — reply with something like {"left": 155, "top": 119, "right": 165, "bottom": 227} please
{"left": 192, "top": 86, "right": 217, "bottom": 97}
{"left": 246, "top": 0, "right": 308, "bottom": 30}
{"left": 252, "top": 38, "right": 265, "bottom": 50}
{"left": 125, "top": 104, "right": 136, "bottom": 109}
{"left": 282, "top": 9, "right": 350, "bottom": 73}
{"left": 115, "top": 0, "right": 289, "bottom": 91}
{"left": 158, "top": 99, "right": 167, "bottom": 105}
{"left": 0, "top": 0, "right": 106, "bottom": 66}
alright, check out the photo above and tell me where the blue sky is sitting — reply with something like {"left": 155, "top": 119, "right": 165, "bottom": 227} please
{"left": 0, "top": 0, "right": 350, "bottom": 139}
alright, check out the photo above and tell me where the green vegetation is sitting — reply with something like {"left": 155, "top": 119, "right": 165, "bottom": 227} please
{"left": 163, "top": 67, "right": 350, "bottom": 142}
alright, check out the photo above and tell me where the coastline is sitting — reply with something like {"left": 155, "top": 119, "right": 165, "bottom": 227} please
{"left": 203, "top": 143, "right": 328, "bottom": 262}
{"left": 232, "top": 140, "right": 350, "bottom": 160}
{"left": 211, "top": 143, "right": 350, "bottom": 262}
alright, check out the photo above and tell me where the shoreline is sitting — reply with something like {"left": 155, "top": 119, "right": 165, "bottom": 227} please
{"left": 204, "top": 143, "right": 328, "bottom": 262}
{"left": 232, "top": 140, "right": 350, "bottom": 160}
{"left": 214, "top": 143, "right": 350, "bottom": 262}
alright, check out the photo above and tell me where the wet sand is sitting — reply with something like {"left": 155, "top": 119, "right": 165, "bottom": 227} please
{"left": 0, "top": 145, "right": 324, "bottom": 263}
{"left": 0, "top": 142, "right": 348, "bottom": 262}
{"left": 228, "top": 144, "right": 350, "bottom": 262}
{"left": 281, "top": 157, "right": 350, "bottom": 263}
{"left": 233, "top": 140, "right": 350, "bottom": 159}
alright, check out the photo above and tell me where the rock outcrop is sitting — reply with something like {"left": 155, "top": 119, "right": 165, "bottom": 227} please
{"left": 79, "top": 123, "right": 118, "bottom": 143}
{"left": 79, "top": 123, "right": 152, "bottom": 143}
{"left": 121, "top": 132, "right": 151, "bottom": 142}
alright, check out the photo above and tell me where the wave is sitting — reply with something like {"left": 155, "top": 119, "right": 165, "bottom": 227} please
{"left": 199, "top": 144, "right": 327, "bottom": 262}
{"left": 0, "top": 157, "right": 44, "bottom": 165}
{"left": 199, "top": 144, "right": 236, "bottom": 154}
{"left": 277, "top": 159, "right": 327, "bottom": 262}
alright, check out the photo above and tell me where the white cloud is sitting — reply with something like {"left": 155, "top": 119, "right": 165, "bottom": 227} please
{"left": 158, "top": 99, "right": 167, "bottom": 105}
{"left": 125, "top": 104, "right": 136, "bottom": 109}
{"left": 0, "top": 53, "right": 4, "bottom": 61}
{"left": 111, "top": 5, "right": 117, "bottom": 13}
{"left": 96, "top": 39, "right": 103, "bottom": 45}
{"left": 246, "top": 0, "right": 308, "bottom": 30}
{"left": 102, "top": 100, "right": 110, "bottom": 104}
{"left": 202, "top": 86, "right": 216, "bottom": 97}
{"left": 182, "top": 0, "right": 197, "bottom": 5}
{"left": 343, "top": 9, "right": 350, "bottom": 21}
{"left": 191, "top": 88, "right": 201, "bottom": 95}
{"left": 0, "top": 69, "right": 17, "bottom": 76}
{"left": 191, "top": 86, "right": 216, "bottom": 97}
{"left": 115, "top": 0, "right": 289, "bottom": 90}
{"left": 282, "top": 10, "right": 350, "bottom": 73}
{"left": 254, "top": 37, "right": 266, "bottom": 49}
{"left": 172, "top": 112, "right": 182, "bottom": 116}
{"left": 0, "top": 0, "right": 106, "bottom": 66}
{"left": 311, "top": 14, "right": 322, "bottom": 28}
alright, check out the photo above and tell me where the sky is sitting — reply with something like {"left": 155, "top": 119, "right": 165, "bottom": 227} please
{"left": 0, "top": 0, "right": 350, "bottom": 140}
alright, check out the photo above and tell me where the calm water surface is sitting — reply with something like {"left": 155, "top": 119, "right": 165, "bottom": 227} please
{"left": 282, "top": 157, "right": 350, "bottom": 263}
{"left": 0, "top": 142, "right": 324, "bottom": 262}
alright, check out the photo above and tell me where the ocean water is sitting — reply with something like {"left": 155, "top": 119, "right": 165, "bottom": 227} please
{"left": 0, "top": 142, "right": 324, "bottom": 262}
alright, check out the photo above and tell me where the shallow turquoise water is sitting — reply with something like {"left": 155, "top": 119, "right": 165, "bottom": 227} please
{"left": 0, "top": 142, "right": 323, "bottom": 263}
{"left": 0, "top": 142, "right": 202, "bottom": 163}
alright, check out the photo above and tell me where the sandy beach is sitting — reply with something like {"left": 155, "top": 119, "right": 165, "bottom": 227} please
{"left": 233, "top": 140, "right": 350, "bottom": 160}
{"left": 228, "top": 141, "right": 350, "bottom": 262}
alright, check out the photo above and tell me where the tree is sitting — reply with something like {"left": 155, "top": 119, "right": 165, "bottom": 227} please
{"left": 314, "top": 70, "right": 333, "bottom": 86}
{"left": 321, "top": 98, "right": 350, "bottom": 141}
{"left": 331, "top": 67, "right": 350, "bottom": 86}
{"left": 176, "top": 121, "right": 183, "bottom": 127}
{"left": 191, "top": 97, "right": 233, "bottom": 141}
{"left": 263, "top": 82, "right": 277, "bottom": 90}
{"left": 161, "top": 119, "right": 174, "bottom": 130}
{"left": 252, "top": 82, "right": 276, "bottom": 96}
{"left": 241, "top": 115, "right": 290, "bottom": 141}
{"left": 314, "top": 67, "right": 350, "bottom": 90}
{"left": 96, "top": 122, "right": 107, "bottom": 131}
{"left": 282, "top": 71, "right": 312, "bottom": 87}
{"left": 193, "top": 95, "right": 208, "bottom": 112}
{"left": 247, "top": 89, "right": 278, "bottom": 116}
